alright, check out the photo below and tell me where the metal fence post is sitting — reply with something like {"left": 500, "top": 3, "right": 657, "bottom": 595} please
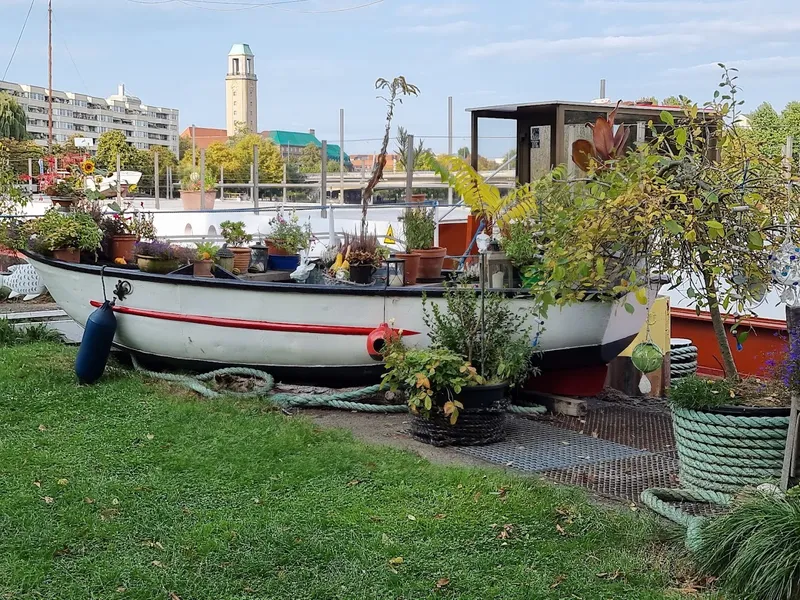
{"left": 154, "top": 151, "right": 160, "bottom": 209}
{"left": 116, "top": 153, "right": 122, "bottom": 203}
{"left": 191, "top": 124, "right": 196, "bottom": 170}
{"left": 433, "top": 200, "right": 440, "bottom": 248}
{"left": 339, "top": 108, "right": 345, "bottom": 204}
{"left": 200, "top": 147, "right": 206, "bottom": 210}
{"left": 405, "top": 134, "right": 414, "bottom": 204}
{"left": 219, "top": 165, "right": 224, "bottom": 202}
{"left": 328, "top": 205, "right": 336, "bottom": 248}
{"left": 320, "top": 140, "right": 328, "bottom": 218}
{"left": 282, "top": 163, "right": 287, "bottom": 204}
{"left": 447, "top": 96, "right": 454, "bottom": 205}
{"left": 252, "top": 144, "right": 259, "bottom": 213}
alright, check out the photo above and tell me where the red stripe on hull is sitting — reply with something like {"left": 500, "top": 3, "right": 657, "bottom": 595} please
{"left": 89, "top": 301, "right": 418, "bottom": 336}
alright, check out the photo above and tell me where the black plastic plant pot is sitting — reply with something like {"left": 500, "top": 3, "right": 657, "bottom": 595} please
{"left": 349, "top": 264, "right": 374, "bottom": 284}
{"left": 410, "top": 382, "right": 510, "bottom": 447}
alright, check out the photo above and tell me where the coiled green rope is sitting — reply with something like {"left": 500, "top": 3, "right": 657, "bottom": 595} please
{"left": 130, "top": 356, "right": 546, "bottom": 415}
{"left": 641, "top": 406, "right": 789, "bottom": 546}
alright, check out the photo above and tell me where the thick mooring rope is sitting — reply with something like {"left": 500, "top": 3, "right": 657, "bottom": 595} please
{"left": 641, "top": 406, "right": 789, "bottom": 547}
{"left": 130, "top": 356, "right": 546, "bottom": 415}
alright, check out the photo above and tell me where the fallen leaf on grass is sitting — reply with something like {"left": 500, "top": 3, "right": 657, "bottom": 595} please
{"left": 555, "top": 524, "right": 567, "bottom": 536}
{"left": 388, "top": 556, "right": 404, "bottom": 566}
{"left": 115, "top": 586, "right": 126, "bottom": 593}
{"left": 38, "top": 424, "right": 47, "bottom": 432}
{"left": 57, "top": 478, "right": 68, "bottom": 486}
{"left": 33, "top": 481, "right": 41, "bottom": 488}
{"left": 406, "top": 514, "right": 416, "bottom": 521}
{"left": 141, "top": 540, "right": 165, "bottom": 551}
{"left": 99, "top": 508, "right": 119, "bottom": 521}
{"left": 368, "top": 515, "right": 383, "bottom": 522}
{"left": 433, "top": 513, "right": 447, "bottom": 519}
{"left": 550, "top": 574, "right": 566, "bottom": 589}
{"left": 146, "top": 433, "right": 154, "bottom": 441}
{"left": 42, "top": 496, "right": 54, "bottom": 504}
{"left": 168, "top": 593, "right": 181, "bottom": 600}
{"left": 381, "top": 533, "right": 392, "bottom": 546}
{"left": 150, "top": 560, "right": 164, "bottom": 568}
{"left": 496, "top": 524, "right": 514, "bottom": 540}
{"left": 347, "top": 480, "right": 361, "bottom": 486}
{"left": 473, "top": 491, "right": 482, "bottom": 503}
{"left": 435, "top": 577, "right": 450, "bottom": 589}
{"left": 596, "top": 570, "right": 623, "bottom": 581}
{"left": 243, "top": 587, "right": 256, "bottom": 594}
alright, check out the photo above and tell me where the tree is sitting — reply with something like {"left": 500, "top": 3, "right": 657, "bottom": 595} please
{"left": 662, "top": 95, "right": 690, "bottom": 106}
{"left": 742, "top": 101, "right": 800, "bottom": 160}
{"left": 179, "top": 135, "right": 191, "bottom": 161}
{"left": 636, "top": 96, "right": 658, "bottom": 104}
{"left": 229, "top": 133, "right": 283, "bottom": 183}
{"left": 95, "top": 130, "right": 139, "bottom": 170}
{"left": 0, "top": 93, "right": 27, "bottom": 141}
{"left": 0, "top": 138, "right": 42, "bottom": 175}
{"left": 362, "top": 76, "right": 420, "bottom": 228}
{"left": 395, "top": 126, "right": 430, "bottom": 171}
{"left": 457, "top": 146, "right": 469, "bottom": 159}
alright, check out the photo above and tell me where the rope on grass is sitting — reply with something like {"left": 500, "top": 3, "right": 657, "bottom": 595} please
{"left": 641, "top": 406, "right": 789, "bottom": 546}
{"left": 130, "top": 356, "right": 545, "bottom": 415}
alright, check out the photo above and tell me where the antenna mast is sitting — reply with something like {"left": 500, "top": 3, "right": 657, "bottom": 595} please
{"left": 48, "top": 0, "right": 53, "bottom": 150}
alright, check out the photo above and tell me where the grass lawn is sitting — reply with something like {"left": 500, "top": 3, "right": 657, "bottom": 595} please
{"left": 0, "top": 343, "right": 696, "bottom": 599}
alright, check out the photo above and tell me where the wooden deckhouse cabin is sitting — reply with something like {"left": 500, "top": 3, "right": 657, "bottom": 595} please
{"left": 466, "top": 100, "right": 694, "bottom": 184}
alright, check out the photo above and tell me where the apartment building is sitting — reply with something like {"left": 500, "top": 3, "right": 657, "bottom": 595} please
{"left": 0, "top": 81, "right": 179, "bottom": 155}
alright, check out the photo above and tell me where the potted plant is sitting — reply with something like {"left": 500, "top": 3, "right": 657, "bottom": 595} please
{"left": 22, "top": 209, "right": 103, "bottom": 263}
{"left": 193, "top": 241, "right": 218, "bottom": 278}
{"left": 666, "top": 374, "right": 790, "bottom": 494}
{"left": 179, "top": 169, "right": 217, "bottom": 211}
{"left": 342, "top": 229, "right": 381, "bottom": 284}
{"left": 403, "top": 207, "right": 445, "bottom": 281}
{"left": 102, "top": 202, "right": 157, "bottom": 264}
{"left": 382, "top": 345, "right": 489, "bottom": 446}
{"left": 499, "top": 219, "right": 542, "bottom": 287}
{"left": 44, "top": 179, "right": 81, "bottom": 208}
{"left": 134, "top": 241, "right": 192, "bottom": 274}
{"left": 220, "top": 220, "right": 253, "bottom": 273}
{"left": 382, "top": 285, "right": 536, "bottom": 446}
{"left": 264, "top": 211, "right": 311, "bottom": 271}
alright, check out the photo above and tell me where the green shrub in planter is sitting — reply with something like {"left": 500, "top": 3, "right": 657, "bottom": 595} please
{"left": 668, "top": 375, "right": 733, "bottom": 411}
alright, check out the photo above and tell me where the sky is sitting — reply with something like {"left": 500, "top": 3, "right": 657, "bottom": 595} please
{"left": 1, "top": 0, "right": 799, "bottom": 157}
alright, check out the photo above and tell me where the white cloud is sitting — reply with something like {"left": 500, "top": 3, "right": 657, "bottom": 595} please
{"left": 555, "top": 0, "right": 746, "bottom": 11}
{"left": 397, "top": 20, "right": 476, "bottom": 34}
{"left": 466, "top": 32, "right": 699, "bottom": 58}
{"left": 665, "top": 56, "right": 800, "bottom": 77}
{"left": 396, "top": 2, "right": 473, "bottom": 17}
{"left": 469, "top": 15, "right": 800, "bottom": 60}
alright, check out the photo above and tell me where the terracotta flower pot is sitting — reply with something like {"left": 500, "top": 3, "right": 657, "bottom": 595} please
{"left": 180, "top": 190, "right": 216, "bottom": 211}
{"left": 229, "top": 246, "right": 252, "bottom": 273}
{"left": 110, "top": 234, "right": 138, "bottom": 263}
{"left": 136, "top": 256, "right": 179, "bottom": 274}
{"left": 265, "top": 239, "right": 292, "bottom": 256}
{"left": 193, "top": 259, "right": 214, "bottom": 278}
{"left": 411, "top": 247, "right": 447, "bottom": 280}
{"left": 52, "top": 247, "right": 80, "bottom": 263}
{"left": 51, "top": 197, "right": 75, "bottom": 210}
{"left": 395, "top": 252, "right": 420, "bottom": 285}
{"left": 411, "top": 193, "right": 426, "bottom": 203}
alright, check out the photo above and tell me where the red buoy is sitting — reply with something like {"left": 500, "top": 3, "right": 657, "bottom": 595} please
{"left": 366, "top": 323, "right": 400, "bottom": 360}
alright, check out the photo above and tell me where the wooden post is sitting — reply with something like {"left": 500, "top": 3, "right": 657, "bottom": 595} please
{"left": 782, "top": 306, "right": 800, "bottom": 490}
{"left": 200, "top": 147, "right": 206, "bottom": 210}
{"left": 320, "top": 140, "right": 327, "bottom": 218}
{"left": 553, "top": 105, "right": 566, "bottom": 168}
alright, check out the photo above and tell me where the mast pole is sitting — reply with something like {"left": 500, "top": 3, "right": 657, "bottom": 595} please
{"left": 47, "top": 0, "right": 53, "bottom": 151}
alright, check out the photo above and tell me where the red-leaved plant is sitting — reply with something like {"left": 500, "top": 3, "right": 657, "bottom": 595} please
{"left": 571, "top": 101, "right": 630, "bottom": 171}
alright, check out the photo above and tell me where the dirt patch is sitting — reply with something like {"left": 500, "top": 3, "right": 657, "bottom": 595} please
{"left": 299, "top": 409, "right": 490, "bottom": 468}
{"left": 732, "top": 376, "right": 791, "bottom": 408}
{"left": 0, "top": 293, "right": 59, "bottom": 315}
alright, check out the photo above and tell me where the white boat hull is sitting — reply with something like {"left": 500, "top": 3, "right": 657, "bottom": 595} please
{"left": 25, "top": 253, "right": 651, "bottom": 384}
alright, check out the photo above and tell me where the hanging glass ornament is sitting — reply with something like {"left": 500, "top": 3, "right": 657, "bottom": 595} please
{"left": 631, "top": 341, "right": 664, "bottom": 374}
{"left": 770, "top": 239, "right": 800, "bottom": 307}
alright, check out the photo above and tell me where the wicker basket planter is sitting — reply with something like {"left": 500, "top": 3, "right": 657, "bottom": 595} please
{"left": 410, "top": 382, "right": 509, "bottom": 447}
{"left": 672, "top": 405, "right": 790, "bottom": 494}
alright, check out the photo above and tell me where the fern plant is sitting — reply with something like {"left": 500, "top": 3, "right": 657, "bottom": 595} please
{"left": 433, "top": 155, "right": 547, "bottom": 230}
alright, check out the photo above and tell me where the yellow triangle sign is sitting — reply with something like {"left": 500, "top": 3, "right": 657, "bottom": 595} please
{"left": 384, "top": 224, "right": 396, "bottom": 244}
